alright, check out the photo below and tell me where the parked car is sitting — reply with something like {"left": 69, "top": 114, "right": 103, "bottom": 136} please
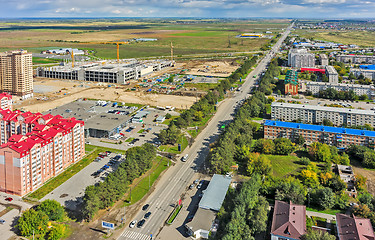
{"left": 189, "top": 184, "right": 195, "bottom": 189}
{"left": 181, "top": 154, "right": 188, "bottom": 162}
{"left": 137, "top": 219, "right": 145, "bottom": 228}
{"left": 197, "top": 183, "right": 202, "bottom": 189}
{"left": 194, "top": 179, "right": 199, "bottom": 184}
{"left": 5, "top": 197, "right": 13, "bottom": 202}
{"left": 0, "top": 219, "right": 5, "bottom": 224}
{"left": 144, "top": 212, "right": 152, "bottom": 219}
{"left": 129, "top": 220, "right": 137, "bottom": 228}
{"left": 142, "top": 204, "right": 150, "bottom": 211}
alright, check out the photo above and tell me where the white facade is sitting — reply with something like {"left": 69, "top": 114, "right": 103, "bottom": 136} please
{"left": 271, "top": 102, "right": 375, "bottom": 127}
{"left": 351, "top": 69, "right": 375, "bottom": 81}
{"left": 288, "top": 49, "right": 315, "bottom": 68}
{"left": 325, "top": 65, "right": 339, "bottom": 84}
{"left": 304, "top": 81, "right": 375, "bottom": 98}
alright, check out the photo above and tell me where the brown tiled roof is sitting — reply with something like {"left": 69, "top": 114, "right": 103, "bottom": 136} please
{"left": 271, "top": 200, "right": 306, "bottom": 240}
{"left": 336, "top": 213, "right": 375, "bottom": 240}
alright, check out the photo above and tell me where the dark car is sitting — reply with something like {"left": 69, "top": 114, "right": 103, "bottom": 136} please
{"left": 142, "top": 204, "right": 150, "bottom": 211}
{"left": 5, "top": 197, "right": 13, "bottom": 202}
{"left": 137, "top": 219, "right": 145, "bottom": 228}
{"left": 144, "top": 212, "right": 151, "bottom": 219}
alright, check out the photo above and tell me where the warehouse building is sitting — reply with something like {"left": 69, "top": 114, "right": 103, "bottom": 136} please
{"left": 37, "top": 59, "right": 172, "bottom": 84}
{"left": 185, "top": 174, "right": 231, "bottom": 239}
{"left": 304, "top": 81, "right": 375, "bottom": 98}
{"left": 288, "top": 48, "right": 315, "bottom": 68}
{"left": 271, "top": 102, "right": 375, "bottom": 127}
{"left": 264, "top": 120, "right": 375, "bottom": 150}
{"left": 46, "top": 100, "right": 131, "bottom": 138}
{"left": 336, "top": 55, "right": 375, "bottom": 64}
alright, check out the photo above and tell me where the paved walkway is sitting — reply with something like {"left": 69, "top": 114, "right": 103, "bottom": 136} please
{"left": 306, "top": 210, "right": 336, "bottom": 223}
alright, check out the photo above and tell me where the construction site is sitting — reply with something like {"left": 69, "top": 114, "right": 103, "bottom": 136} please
{"left": 26, "top": 41, "right": 242, "bottom": 113}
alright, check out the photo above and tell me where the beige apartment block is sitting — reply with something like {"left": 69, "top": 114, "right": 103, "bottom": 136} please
{"left": 0, "top": 50, "right": 33, "bottom": 98}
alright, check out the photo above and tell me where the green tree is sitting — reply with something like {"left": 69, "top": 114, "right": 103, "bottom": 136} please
{"left": 168, "top": 75, "right": 174, "bottom": 83}
{"left": 17, "top": 208, "right": 49, "bottom": 237}
{"left": 253, "top": 139, "right": 275, "bottom": 154}
{"left": 248, "top": 196, "right": 269, "bottom": 234}
{"left": 275, "top": 178, "right": 307, "bottom": 204}
{"left": 294, "top": 134, "right": 305, "bottom": 145}
{"left": 301, "top": 230, "right": 336, "bottom": 240}
{"left": 311, "top": 187, "right": 335, "bottom": 210}
{"left": 309, "top": 142, "right": 332, "bottom": 162}
{"left": 274, "top": 138, "right": 295, "bottom": 155}
{"left": 37, "top": 200, "right": 65, "bottom": 222}
{"left": 47, "top": 224, "right": 66, "bottom": 240}
{"left": 322, "top": 119, "right": 334, "bottom": 126}
{"left": 247, "top": 153, "right": 272, "bottom": 176}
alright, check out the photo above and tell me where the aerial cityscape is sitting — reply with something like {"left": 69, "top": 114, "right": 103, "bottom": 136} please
{"left": 0, "top": 1, "right": 375, "bottom": 240}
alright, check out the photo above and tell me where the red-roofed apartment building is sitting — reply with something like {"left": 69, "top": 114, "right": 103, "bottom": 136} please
{"left": 0, "top": 93, "right": 12, "bottom": 111}
{"left": 271, "top": 200, "right": 307, "bottom": 240}
{"left": 0, "top": 103, "right": 84, "bottom": 196}
{"left": 336, "top": 213, "right": 375, "bottom": 240}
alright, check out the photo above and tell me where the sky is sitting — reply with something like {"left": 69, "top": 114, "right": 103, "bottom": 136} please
{"left": 0, "top": 0, "right": 375, "bottom": 18}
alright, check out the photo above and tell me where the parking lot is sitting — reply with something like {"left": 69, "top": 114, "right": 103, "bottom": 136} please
{"left": 41, "top": 152, "right": 125, "bottom": 210}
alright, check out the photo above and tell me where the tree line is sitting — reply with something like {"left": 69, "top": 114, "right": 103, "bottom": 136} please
{"left": 159, "top": 56, "right": 258, "bottom": 145}
{"left": 17, "top": 200, "right": 67, "bottom": 240}
{"left": 82, "top": 143, "right": 156, "bottom": 220}
{"left": 317, "top": 87, "right": 368, "bottom": 101}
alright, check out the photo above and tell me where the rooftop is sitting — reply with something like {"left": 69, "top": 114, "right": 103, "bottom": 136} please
{"left": 271, "top": 200, "right": 306, "bottom": 240}
{"left": 305, "top": 81, "right": 375, "bottom": 89}
{"left": 271, "top": 102, "right": 375, "bottom": 116}
{"left": 185, "top": 208, "right": 216, "bottom": 234}
{"left": 336, "top": 213, "right": 375, "bottom": 240}
{"left": 199, "top": 174, "right": 231, "bottom": 212}
{"left": 265, "top": 120, "right": 375, "bottom": 138}
{"left": 325, "top": 65, "right": 338, "bottom": 75}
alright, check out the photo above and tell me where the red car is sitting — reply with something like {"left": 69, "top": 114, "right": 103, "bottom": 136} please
{"left": 5, "top": 197, "right": 13, "bottom": 202}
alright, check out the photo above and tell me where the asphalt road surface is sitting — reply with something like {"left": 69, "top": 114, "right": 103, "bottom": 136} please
{"left": 117, "top": 22, "right": 294, "bottom": 240}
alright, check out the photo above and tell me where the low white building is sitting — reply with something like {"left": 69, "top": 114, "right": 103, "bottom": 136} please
{"left": 304, "top": 81, "right": 375, "bottom": 98}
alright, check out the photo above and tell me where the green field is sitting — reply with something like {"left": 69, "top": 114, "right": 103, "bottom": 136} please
{"left": 266, "top": 154, "right": 303, "bottom": 177}
{"left": 295, "top": 29, "right": 375, "bottom": 47}
{"left": 0, "top": 19, "right": 289, "bottom": 59}
{"left": 184, "top": 82, "right": 220, "bottom": 91}
{"left": 159, "top": 136, "right": 189, "bottom": 154}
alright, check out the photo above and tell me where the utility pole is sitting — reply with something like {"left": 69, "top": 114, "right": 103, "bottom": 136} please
{"left": 170, "top": 42, "right": 174, "bottom": 66}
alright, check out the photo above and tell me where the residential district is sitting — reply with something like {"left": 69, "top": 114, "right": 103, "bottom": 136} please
{"left": 0, "top": 19, "right": 375, "bottom": 240}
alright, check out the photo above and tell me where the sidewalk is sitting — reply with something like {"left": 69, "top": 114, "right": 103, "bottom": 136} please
{"left": 306, "top": 210, "right": 336, "bottom": 223}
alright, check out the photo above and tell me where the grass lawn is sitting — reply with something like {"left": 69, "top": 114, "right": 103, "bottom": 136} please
{"left": 162, "top": 116, "right": 179, "bottom": 125}
{"left": 166, "top": 204, "right": 183, "bottom": 224}
{"left": 278, "top": 75, "right": 286, "bottom": 80}
{"left": 266, "top": 154, "right": 302, "bottom": 177}
{"left": 137, "top": 129, "right": 145, "bottom": 134}
{"left": 32, "top": 57, "right": 60, "bottom": 64}
{"left": 27, "top": 145, "right": 126, "bottom": 200}
{"left": 124, "top": 156, "right": 169, "bottom": 206}
{"left": 125, "top": 137, "right": 135, "bottom": 143}
{"left": 188, "top": 129, "right": 199, "bottom": 139}
{"left": 250, "top": 117, "right": 263, "bottom": 121}
{"left": 184, "top": 83, "right": 219, "bottom": 91}
{"left": 306, "top": 207, "right": 343, "bottom": 215}
{"left": 159, "top": 136, "right": 189, "bottom": 154}
{"left": 85, "top": 144, "right": 97, "bottom": 153}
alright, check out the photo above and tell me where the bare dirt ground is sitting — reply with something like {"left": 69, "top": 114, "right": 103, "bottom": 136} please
{"left": 352, "top": 166, "right": 375, "bottom": 195}
{"left": 183, "top": 59, "right": 240, "bottom": 77}
{"left": 17, "top": 85, "right": 197, "bottom": 112}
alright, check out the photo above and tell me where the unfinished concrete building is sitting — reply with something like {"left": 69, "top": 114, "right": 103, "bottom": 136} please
{"left": 336, "top": 165, "right": 357, "bottom": 198}
{"left": 37, "top": 59, "right": 172, "bottom": 84}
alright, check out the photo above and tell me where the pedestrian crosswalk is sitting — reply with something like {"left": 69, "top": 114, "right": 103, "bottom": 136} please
{"left": 119, "top": 230, "right": 151, "bottom": 240}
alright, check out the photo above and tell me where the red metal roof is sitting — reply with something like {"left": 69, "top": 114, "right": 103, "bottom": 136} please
{"left": 300, "top": 68, "right": 326, "bottom": 74}
{"left": 271, "top": 201, "right": 306, "bottom": 240}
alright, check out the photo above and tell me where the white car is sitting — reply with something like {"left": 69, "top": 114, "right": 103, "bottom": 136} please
{"left": 129, "top": 220, "right": 137, "bottom": 228}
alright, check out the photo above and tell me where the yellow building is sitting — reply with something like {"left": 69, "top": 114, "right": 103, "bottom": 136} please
{"left": 0, "top": 50, "right": 33, "bottom": 98}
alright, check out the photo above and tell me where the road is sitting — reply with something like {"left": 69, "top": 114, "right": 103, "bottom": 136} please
{"left": 117, "top": 22, "right": 294, "bottom": 240}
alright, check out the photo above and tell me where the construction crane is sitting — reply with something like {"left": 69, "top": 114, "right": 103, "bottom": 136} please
{"left": 117, "top": 42, "right": 120, "bottom": 62}
{"left": 170, "top": 42, "right": 174, "bottom": 66}
{"left": 71, "top": 49, "right": 74, "bottom": 68}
